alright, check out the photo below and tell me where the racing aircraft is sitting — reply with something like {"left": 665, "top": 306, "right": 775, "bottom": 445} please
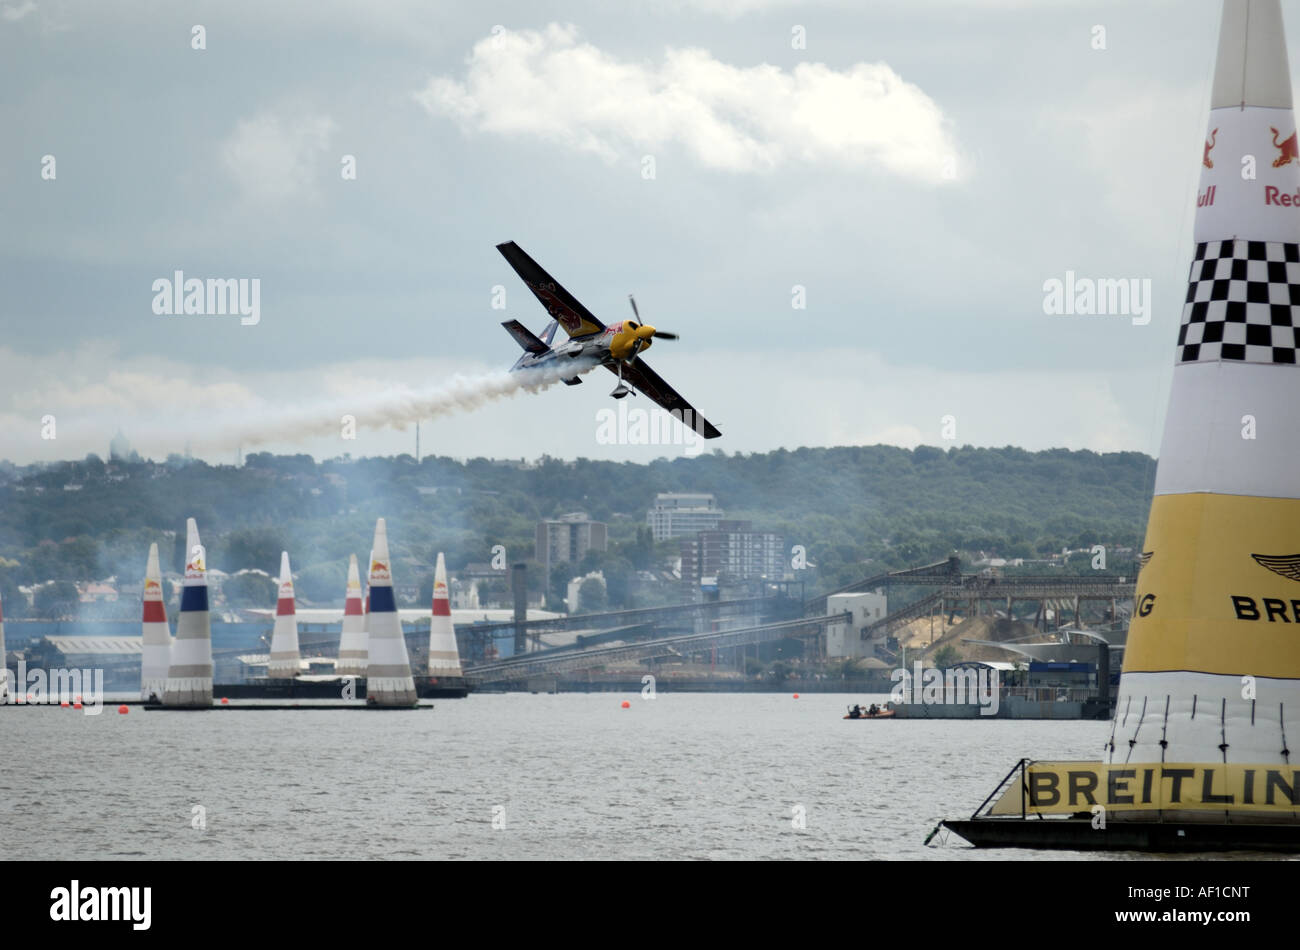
{"left": 495, "top": 241, "right": 722, "bottom": 439}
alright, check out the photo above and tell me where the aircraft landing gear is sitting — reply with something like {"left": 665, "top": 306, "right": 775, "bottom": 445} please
{"left": 610, "top": 363, "right": 633, "bottom": 399}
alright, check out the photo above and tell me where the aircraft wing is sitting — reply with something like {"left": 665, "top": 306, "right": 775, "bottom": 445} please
{"left": 609, "top": 360, "right": 722, "bottom": 439}
{"left": 496, "top": 241, "right": 605, "bottom": 338}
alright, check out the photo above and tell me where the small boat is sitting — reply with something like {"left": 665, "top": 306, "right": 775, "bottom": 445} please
{"left": 843, "top": 705, "right": 895, "bottom": 720}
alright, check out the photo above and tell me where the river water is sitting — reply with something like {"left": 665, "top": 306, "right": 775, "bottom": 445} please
{"left": 0, "top": 692, "right": 1284, "bottom": 860}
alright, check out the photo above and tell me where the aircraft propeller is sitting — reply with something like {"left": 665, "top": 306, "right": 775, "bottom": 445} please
{"left": 626, "top": 295, "right": 679, "bottom": 360}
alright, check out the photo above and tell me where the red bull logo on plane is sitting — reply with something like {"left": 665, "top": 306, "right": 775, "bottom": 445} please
{"left": 528, "top": 282, "right": 583, "bottom": 334}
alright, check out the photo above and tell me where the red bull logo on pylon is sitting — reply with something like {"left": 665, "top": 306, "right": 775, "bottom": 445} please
{"left": 1272, "top": 126, "right": 1300, "bottom": 166}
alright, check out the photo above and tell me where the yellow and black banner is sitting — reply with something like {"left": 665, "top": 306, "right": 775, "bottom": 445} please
{"left": 1125, "top": 492, "right": 1300, "bottom": 678}
{"left": 991, "top": 760, "right": 1300, "bottom": 816}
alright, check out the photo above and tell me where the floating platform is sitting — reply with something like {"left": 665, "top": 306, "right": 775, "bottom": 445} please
{"left": 4, "top": 699, "right": 153, "bottom": 708}
{"left": 206, "top": 676, "right": 469, "bottom": 700}
{"left": 414, "top": 675, "right": 469, "bottom": 699}
{"left": 941, "top": 817, "right": 1300, "bottom": 853}
{"left": 144, "top": 703, "right": 433, "bottom": 711}
{"left": 211, "top": 678, "right": 361, "bottom": 700}
{"left": 941, "top": 757, "right": 1300, "bottom": 853}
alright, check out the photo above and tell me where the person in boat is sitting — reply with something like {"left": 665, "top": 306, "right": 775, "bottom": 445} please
{"left": 867, "top": 703, "right": 879, "bottom": 716}
{"left": 849, "top": 704, "right": 862, "bottom": 719}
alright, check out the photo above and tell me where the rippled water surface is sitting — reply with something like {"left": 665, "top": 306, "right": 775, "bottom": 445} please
{"left": 0, "top": 693, "right": 1281, "bottom": 860}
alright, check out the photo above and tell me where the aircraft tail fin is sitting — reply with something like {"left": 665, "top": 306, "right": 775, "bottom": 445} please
{"left": 501, "top": 320, "right": 550, "bottom": 354}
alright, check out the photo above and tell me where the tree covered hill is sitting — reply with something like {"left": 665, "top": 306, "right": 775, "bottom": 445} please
{"left": 0, "top": 445, "right": 1156, "bottom": 610}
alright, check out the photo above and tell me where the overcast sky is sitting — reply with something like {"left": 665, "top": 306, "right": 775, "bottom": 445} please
{"left": 0, "top": 0, "right": 1247, "bottom": 465}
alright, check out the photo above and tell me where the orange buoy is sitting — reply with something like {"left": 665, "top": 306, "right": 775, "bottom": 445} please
{"left": 220, "top": 697, "right": 229, "bottom": 705}
{"left": 621, "top": 700, "right": 630, "bottom": 709}
{"left": 793, "top": 693, "right": 800, "bottom": 699}
{"left": 60, "top": 701, "right": 69, "bottom": 707}
{"left": 73, "top": 702, "right": 83, "bottom": 710}
{"left": 118, "top": 705, "right": 129, "bottom": 715}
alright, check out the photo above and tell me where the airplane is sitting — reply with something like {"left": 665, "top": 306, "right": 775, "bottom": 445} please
{"left": 495, "top": 241, "right": 722, "bottom": 439}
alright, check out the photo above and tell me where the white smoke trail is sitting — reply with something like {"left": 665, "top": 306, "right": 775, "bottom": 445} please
{"left": 203, "top": 356, "right": 604, "bottom": 449}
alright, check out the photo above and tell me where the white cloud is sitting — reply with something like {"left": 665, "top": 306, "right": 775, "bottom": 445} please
{"left": 1, "top": 1, "right": 35, "bottom": 22}
{"left": 416, "top": 24, "right": 961, "bottom": 181}
{"left": 0, "top": 342, "right": 1163, "bottom": 467}
{"left": 0, "top": 343, "right": 250, "bottom": 463}
{"left": 220, "top": 111, "right": 337, "bottom": 203}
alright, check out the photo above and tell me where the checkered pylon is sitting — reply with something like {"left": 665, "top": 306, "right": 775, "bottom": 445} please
{"left": 1178, "top": 240, "right": 1300, "bottom": 364}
